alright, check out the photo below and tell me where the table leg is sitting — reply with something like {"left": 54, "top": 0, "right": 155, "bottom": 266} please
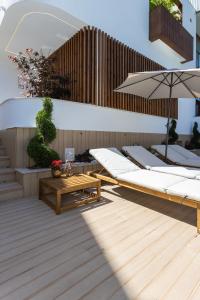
{"left": 197, "top": 204, "right": 200, "bottom": 234}
{"left": 39, "top": 184, "right": 43, "bottom": 200}
{"left": 97, "top": 184, "right": 101, "bottom": 202}
{"left": 56, "top": 192, "right": 61, "bottom": 214}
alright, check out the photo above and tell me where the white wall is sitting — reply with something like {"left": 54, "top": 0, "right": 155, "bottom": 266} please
{"left": 0, "top": 98, "right": 170, "bottom": 134}
{"left": 44, "top": 0, "right": 196, "bottom": 69}
{"left": 0, "top": 0, "right": 197, "bottom": 135}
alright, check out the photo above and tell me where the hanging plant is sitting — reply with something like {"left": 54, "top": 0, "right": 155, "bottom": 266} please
{"left": 150, "top": 0, "right": 182, "bottom": 21}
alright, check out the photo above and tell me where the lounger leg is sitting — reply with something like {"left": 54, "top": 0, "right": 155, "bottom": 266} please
{"left": 197, "top": 204, "right": 200, "bottom": 234}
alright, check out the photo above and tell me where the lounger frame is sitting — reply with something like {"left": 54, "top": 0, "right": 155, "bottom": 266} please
{"left": 89, "top": 169, "right": 200, "bottom": 233}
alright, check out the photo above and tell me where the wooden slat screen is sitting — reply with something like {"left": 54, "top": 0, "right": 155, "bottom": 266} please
{"left": 52, "top": 26, "right": 178, "bottom": 118}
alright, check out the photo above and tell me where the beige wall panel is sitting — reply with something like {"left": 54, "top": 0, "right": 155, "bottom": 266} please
{"left": 0, "top": 128, "right": 191, "bottom": 168}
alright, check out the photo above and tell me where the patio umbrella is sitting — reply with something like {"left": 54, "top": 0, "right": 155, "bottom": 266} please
{"left": 115, "top": 69, "right": 200, "bottom": 160}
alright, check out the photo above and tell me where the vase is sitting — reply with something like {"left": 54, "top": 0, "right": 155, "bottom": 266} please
{"left": 51, "top": 169, "right": 62, "bottom": 178}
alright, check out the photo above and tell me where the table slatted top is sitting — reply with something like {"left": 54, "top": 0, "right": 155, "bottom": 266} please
{"left": 40, "top": 174, "right": 100, "bottom": 193}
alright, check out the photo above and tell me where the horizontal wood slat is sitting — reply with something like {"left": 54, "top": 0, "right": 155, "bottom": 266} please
{"left": 52, "top": 26, "right": 178, "bottom": 118}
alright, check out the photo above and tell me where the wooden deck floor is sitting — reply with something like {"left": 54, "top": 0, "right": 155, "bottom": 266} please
{"left": 1, "top": 185, "right": 200, "bottom": 300}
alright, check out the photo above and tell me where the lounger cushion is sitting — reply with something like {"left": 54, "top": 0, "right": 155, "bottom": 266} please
{"left": 151, "top": 166, "right": 200, "bottom": 179}
{"left": 122, "top": 146, "right": 166, "bottom": 168}
{"left": 166, "top": 180, "right": 200, "bottom": 202}
{"left": 117, "top": 170, "right": 185, "bottom": 193}
{"left": 123, "top": 145, "right": 200, "bottom": 179}
{"left": 170, "top": 145, "right": 198, "bottom": 159}
{"left": 152, "top": 145, "right": 200, "bottom": 167}
{"left": 152, "top": 145, "right": 184, "bottom": 162}
{"left": 89, "top": 148, "right": 140, "bottom": 178}
{"left": 172, "top": 158, "right": 200, "bottom": 168}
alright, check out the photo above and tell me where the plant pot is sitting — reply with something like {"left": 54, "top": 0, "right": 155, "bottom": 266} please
{"left": 51, "top": 169, "right": 62, "bottom": 178}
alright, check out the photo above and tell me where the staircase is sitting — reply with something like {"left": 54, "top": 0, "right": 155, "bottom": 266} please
{"left": 0, "top": 141, "right": 23, "bottom": 201}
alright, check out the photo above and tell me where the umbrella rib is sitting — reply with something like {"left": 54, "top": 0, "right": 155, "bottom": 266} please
{"left": 147, "top": 73, "right": 170, "bottom": 100}
{"left": 178, "top": 78, "right": 198, "bottom": 98}
{"left": 183, "top": 72, "right": 200, "bottom": 78}
{"left": 151, "top": 77, "right": 170, "bottom": 87}
{"left": 164, "top": 74, "right": 171, "bottom": 86}
{"left": 172, "top": 72, "right": 184, "bottom": 85}
{"left": 173, "top": 75, "right": 196, "bottom": 86}
{"left": 115, "top": 72, "right": 167, "bottom": 91}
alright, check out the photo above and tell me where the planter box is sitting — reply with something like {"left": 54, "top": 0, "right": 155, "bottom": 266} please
{"left": 149, "top": 6, "right": 193, "bottom": 62}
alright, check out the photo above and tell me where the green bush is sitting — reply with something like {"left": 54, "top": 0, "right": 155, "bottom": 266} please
{"left": 36, "top": 97, "right": 56, "bottom": 144}
{"left": 27, "top": 97, "right": 60, "bottom": 167}
{"left": 168, "top": 119, "right": 179, "bottom": 144}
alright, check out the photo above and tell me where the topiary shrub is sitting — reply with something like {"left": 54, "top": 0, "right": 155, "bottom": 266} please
{"left": 27, "top": 98, "right": 60, "bottom": 167}
{"left": 36, "top": 97, "right": 56, "bottom": 144}
{"left": 187, "top": 122, "right": 200, "bottom": 149}
{"left": 168, "top": 119, "right": 179, "bottom": 144}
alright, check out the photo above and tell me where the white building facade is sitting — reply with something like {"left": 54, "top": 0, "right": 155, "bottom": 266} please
{"left": 0, "top": 0, "right": 198, "bottom": 136}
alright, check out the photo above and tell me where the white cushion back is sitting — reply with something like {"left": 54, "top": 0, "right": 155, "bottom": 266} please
{"left": 170, "top": 145, "right": 199, "bottom": 159}
{"left": 89, "top": 148, "right": 140, "bottom": 178}
{"left": 122, "top": 146, "right": 166, "bottom": 168}
{"left": 152, "top": 145, "right": 184, "bottom": 163}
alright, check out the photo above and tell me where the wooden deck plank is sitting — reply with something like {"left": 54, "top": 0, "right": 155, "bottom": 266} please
{"left": 57, "top": 216, "right": 193, "bottom": 300}
{"left": 80, "top": 221, "right": 195, "bottom": 300}
{"left": 0, "top": 204, "right": 148, "bottom": 285}
{"left": 0, "top": 186, "right": 200, "bottom": 300}
{"left": 0, "top": 203, "right": 159, "bottom": 296}
{"left": 0, "top": 196, "right": 148, "bottom": 259}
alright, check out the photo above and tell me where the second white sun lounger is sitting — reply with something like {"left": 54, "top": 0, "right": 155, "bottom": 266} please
{"left": 152, "top": 145, "right": 200, "bottom": 168}
{"left": 89, "top": 147, "right": 200, "bottom": 233}
{"left": 122, "top": 145, "right": 200, "bottom": 179}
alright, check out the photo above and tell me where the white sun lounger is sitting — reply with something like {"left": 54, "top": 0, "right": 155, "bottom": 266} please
{"left": 122, "top": 145, "right": 200, "bottom": 179}
{"left": 89, "top": 148, "right": 200, "bottom": 233}
{"left": 152, "top": 145, "right": 200, "bottom": 168}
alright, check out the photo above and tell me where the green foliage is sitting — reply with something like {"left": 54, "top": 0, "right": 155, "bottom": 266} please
{"left": 188, "top": 122, "right": 200, "bottom": 149}
{"left": 42, "top": 97, "right": 53, "bottom": 118}
{"left": 36, "top": 98, "right": 56, "bottom": 144}
{"left": 9, "top": 49, "right": 72, "bottom": 98}
{"left": 150, "top": 0, "right": 181, "bottom": 21}
{"left": 168, "top": 119, "right": 179, "bottom": 144}
{"left": 27, "top": 134, "right": 59, "bottom": 168}
{"left": 27, "top": 97, "right": 59, "bottom": 167}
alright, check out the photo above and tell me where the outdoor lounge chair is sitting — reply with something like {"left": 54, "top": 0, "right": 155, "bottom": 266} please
{"left": 122, "top": 145, "right": 200, "bottom": 179}
{"left": 89, "top": 148, "right": 200, "bottom": 233}
{"left": 152, "top": 145, "right": 200, "bottom": 168}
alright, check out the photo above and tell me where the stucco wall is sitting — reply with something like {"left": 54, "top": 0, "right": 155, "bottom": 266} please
{"left": 0, "top": 98, "right": 192, "bottom": 135}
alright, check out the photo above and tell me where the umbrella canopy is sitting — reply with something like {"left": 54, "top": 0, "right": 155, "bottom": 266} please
{"left": 115, "top": 69, "right": 200, "bottom": 160}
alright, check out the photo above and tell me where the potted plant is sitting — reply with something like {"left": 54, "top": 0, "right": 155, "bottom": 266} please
{"left": 51, "top": 160, "right": 63, "bottom": 178}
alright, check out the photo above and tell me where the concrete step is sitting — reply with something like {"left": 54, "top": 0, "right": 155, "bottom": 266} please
{"left": 0, "top": 168, "right": 16, "bottom": 183}
{"left": 0, "top": 146, "right": 6, "bottom": 156}
{"left": 0, "top": 182, "right": 23, "bottom": 202}
{"left": 0, "top": 156, "right": 10, "bottom": 168}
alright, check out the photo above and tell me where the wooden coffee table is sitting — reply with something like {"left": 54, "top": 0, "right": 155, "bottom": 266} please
{"left": 39, "top": 174, "right": 101, "bottom": 214}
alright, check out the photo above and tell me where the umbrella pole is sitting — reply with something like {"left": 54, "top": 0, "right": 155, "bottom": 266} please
{"left": 165, "top": 75, "right": 173, "bottom": 161}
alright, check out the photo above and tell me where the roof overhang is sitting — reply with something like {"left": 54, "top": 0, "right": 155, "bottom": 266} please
{"left": 0, "top": 0, "right": 86, "bottom": 55}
